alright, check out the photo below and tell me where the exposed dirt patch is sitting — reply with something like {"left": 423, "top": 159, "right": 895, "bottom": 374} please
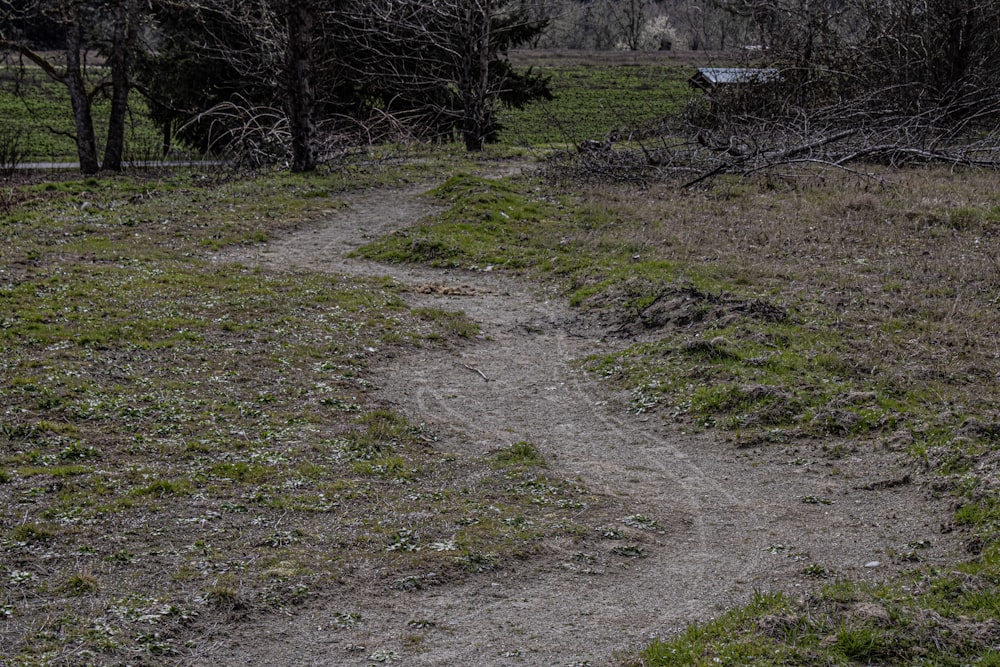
{"left": 588, "top": 282, "right": 791, "bottom": 339}
{"left": 212, "top": 176, "right": 962, "bottom": 666}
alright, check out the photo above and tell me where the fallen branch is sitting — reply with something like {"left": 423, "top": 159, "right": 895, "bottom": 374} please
{"left": 684, "top": 129, "right": 859, "bottom": 186}
{"left": 765, "top": 128, "right": 858, "bottom": 161}
{"left": 458, "top": 363, "right": 490, "bottom": 382}
{"left": 557, "top": 82, "right": 1000, "bottom": 185}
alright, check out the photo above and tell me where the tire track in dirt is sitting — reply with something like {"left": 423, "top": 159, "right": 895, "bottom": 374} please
{"left": 213, "top": 174, "right": 961, "bottom": 666}
{"left": 370, "top": 292, "right": 786, "bottom": 665}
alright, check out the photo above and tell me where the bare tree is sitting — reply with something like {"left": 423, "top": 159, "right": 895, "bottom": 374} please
{"left": 717, "top": 0, "right": 850, "bottom": 82}
{"left": 329, "top": 0, "right": 548, "bottom": 151}
{"left": 671, "top": 0, "right": 750, "bottom": 50}
{"left": 602, "top": 0, "right": 653, "bottom": 50}
{"left": 59, "top": 6, "right": 101, "bottom": 173}
{"left": 279, "top": 0, "right": 316, "bottom": 171}
{"left": 102, "top": 0, "right": 139, "bottom": 171}
{"left": 846, "top": 0, "right": 1000, "bottom": 116}
{"left": 1, "top": 0, "right": 141, "bottom": 173}
{"left": 507, "top": 0, "right": 753, "bottom": 52}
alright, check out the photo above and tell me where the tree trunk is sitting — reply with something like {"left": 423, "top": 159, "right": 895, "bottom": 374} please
{"left": 461, "top": 0, "right": 491, "bottom": 152}
{"left": 284, "top": 0, "right": 316, "bottom": 172}
{"left": 102, "top": 0, "right": 138, "bottom": 171}
{"left": 64, "top": 21, "right": 100, "bottom": 174}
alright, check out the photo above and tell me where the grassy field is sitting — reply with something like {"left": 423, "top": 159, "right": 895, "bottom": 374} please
{"left": 500, "top": 50, "right": 696, "bottom": 146}
{"left": 3, "top": 50, "right": 1000, "bottom": 666}
{"left": 0, "top": 67, "right": 164, "bottom": 165}
{"left": 1, "top": 51, "right": 697, "bottom": 163}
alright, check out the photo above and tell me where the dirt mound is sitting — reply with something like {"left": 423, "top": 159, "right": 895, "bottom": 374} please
{"left": 581, "top": 281, "right": 789, "bottom": 339}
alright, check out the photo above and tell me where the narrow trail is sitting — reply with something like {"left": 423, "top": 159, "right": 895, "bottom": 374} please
{"left": 215, "top": 173, "right": 959, "bottom": 666}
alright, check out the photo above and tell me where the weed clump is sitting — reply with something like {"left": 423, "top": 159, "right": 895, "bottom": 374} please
{"left": 10, "top": 523, "right": 57, "bottom": 543}
{"left": 59, "top": 573, "right": 100, "bottom": 596}
{"left": 493, "top": 441, "right": 545, "bottom": 468}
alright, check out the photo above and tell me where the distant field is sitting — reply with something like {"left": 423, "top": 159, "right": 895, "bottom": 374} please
{"left": 2, "top": 51, "right": 700, "bottom": 164}
{"left": 0, "top": 67, "right": 163, "bottom": 164}
{"left": 500, "top": 50, "right": 699, "bottom": 146}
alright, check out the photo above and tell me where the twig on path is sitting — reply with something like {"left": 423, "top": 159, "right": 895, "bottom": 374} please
{"left": 458, "top": 363, "right": 490, "bottom": 382}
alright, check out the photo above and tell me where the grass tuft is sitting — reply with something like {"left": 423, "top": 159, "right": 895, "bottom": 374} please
{"left": 493, "top": 441, "right": 546, "bottom": 468}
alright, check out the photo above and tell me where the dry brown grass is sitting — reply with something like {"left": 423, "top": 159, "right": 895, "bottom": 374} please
{"left": 578, "top": 167, "right": 1000, "bottom": 410}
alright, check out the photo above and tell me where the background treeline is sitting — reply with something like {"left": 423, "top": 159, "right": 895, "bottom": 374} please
{"left": 2, "top": 0, "right": 999, "bottom": 175}
{"left": 1, "top": 0, "right": 556, "bottom": 172}
{"left": 539, "top": 0, "right": 1000, "bottom": 182}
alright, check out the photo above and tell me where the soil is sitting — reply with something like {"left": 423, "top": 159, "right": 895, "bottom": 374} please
{"left": 211, "top": 167, "right": 962, "bottom": 666}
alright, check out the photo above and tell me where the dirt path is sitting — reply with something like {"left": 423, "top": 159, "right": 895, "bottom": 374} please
{"left": 213, "top": 174, "right": 960, "bottom": 666}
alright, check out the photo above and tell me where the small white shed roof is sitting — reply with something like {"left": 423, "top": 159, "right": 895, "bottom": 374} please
{"left": 689, "top": 67, "right": 781, "bottom": 90}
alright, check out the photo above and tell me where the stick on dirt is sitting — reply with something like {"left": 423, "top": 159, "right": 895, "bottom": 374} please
{"left": 459, "top": 363, "right": 490, "bottom": 382}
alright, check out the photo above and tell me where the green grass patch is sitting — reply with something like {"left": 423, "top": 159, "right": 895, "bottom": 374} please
{"left": 9, "top": 522, "right": 59, "bottom": 543}
{"left": 639, "top": 584, "right": 1000, "bottom": 667}
{"left": 586, "top": 319, "right": 910, "bottom": 439}
{"left": 413, "top": 307, "right": 480, "bottom": 339}
{"left": 498, "top": 62, "right": 696, "bottom": 146}
{"left": 355, "top": 173, "right": 575, "bottom": 271}
{"left": 493, "top": 441, "right": 546, "bottom": 468}
{"left": 1, "top": 66, "right": 163, "bottom": 163}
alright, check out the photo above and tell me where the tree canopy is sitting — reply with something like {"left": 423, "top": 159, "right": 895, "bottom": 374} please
{"left": 133, "top": 0, "right": 552, "bottom": 168}
{"left": 2, "top": 0, "right": 552, "bottom": 171}
{"left": 3, "top": 0, "right": 998, "bottom": 172}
